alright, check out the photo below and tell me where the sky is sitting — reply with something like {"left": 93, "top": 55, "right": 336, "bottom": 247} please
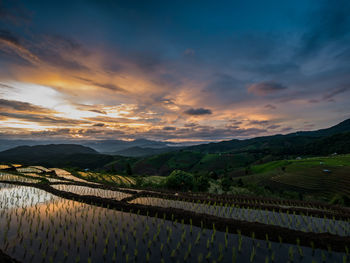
{"left": 0, "top": 0, "right": 349, "bottom": 142}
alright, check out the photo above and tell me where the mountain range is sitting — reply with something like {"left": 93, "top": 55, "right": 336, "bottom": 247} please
{"left": 1, "top": 118, "right": 350, "bottom": 174}
{"left": 0, "top": 138, "right": 176, "bottom": 154}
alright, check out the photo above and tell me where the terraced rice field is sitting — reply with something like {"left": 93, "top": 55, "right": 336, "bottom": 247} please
{"left": 78, "top": 171, "right": 136, "bottom": 186}
{"left": 270, "top": 166, "right": 350, "bottom": 197}
{"left": 130, "top": 197, "right": 350, "bottom": 236}
{"left": 242, "top": 155, "right": 350, "bottom": 198}
{"left": 0, "top": 172, "right": 40, "bottom": 183}
{"left": 0, "top": 164, "right": 349, "bottom": 262}
{"left": 0, "top": 165, "right": 12, "bottom": 170}
{"left": 52, "top": 185, "right": 131, "bottom": 201}
{"left": 17, "top": 167, "right": 44, "bottom": 174}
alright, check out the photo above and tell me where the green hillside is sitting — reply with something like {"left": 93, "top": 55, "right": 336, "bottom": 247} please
{"left": 235, "top": 154, "right": 350, "bottom": 201}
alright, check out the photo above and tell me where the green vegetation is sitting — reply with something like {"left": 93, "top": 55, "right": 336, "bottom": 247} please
{"left": 233, "top": 154, "right": 350, "bottom": 203}
{"left": 165, "top": 170, "right": 194, "bottom": 191}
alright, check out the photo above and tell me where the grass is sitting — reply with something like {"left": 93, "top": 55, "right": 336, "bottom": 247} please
{"left": 240, "top": 154, "right": 350, "bottom": 200}
{"left": 251, "top": 160, "right": 290, "bottom": 174}
{"left": 193, "top": 153, "right": 254, "bottom": 174}
{"left": 270, "top": 166, "right": 350, "bottom": 197}
{"left": 142, "top": 176, "right": 166, "bottom": 185}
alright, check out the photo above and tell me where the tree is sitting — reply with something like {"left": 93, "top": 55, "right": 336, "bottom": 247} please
{"left": 221, "top": 176, "right": 233, "bottom": 191}
{"left": 126, "top": 163, "right": 132, "bottom": 176}
{"left": 194, "top": 173, "right": 210, "bottom": 191}
{"left": 165, "top": 170, "right": 194, "bottom": 191}
{"left": 237, "top": 178, "right": 244, "bottom": 187}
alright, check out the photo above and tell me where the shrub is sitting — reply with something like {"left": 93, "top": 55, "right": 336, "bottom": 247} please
{"left": 208, "top": 171, "right": 219, "bottom": 180}
{"left": 330, "top": 194, "right": 350, "bottom": 206}
{"left": 165, "top": 170, "right": 194, "bottom": 191}
{"left": 237, "top": 178, "right": 244, "bottom": 187}
{"left": 220, "top": 176, "right": 233, "bottom": 191}
{"left": 134, "top": 176, "right": 144, "bottom": 186}
{"left": 126, "top": 163, "right": 132, "bottom": 176}
{"left": 193, "top": 173, "right": 210, "bottom": 192}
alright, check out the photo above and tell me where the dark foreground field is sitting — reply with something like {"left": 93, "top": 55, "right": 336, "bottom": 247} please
{"left": 0, "top": 165, "right": 349, "bottom": 262}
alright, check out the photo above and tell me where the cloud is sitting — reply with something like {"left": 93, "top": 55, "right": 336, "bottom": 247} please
{"left": 132, "top": 51, "right": 163, "bottom": 73}
{"left": 0, "top": 0, "right": 31, "bottom": 25}
{"left": 322, "top": 86, "right": 350, "bottom": 101}
{"left": 248, "top": 120, "right": 270, "bottom": 126}
{"left": 75, "top": 77, "right": 126, "bottom": 92}
{"left": 184, "top": 123, "right": 198, "bottom": 128}
{"left": 0, "top": 112, "right": 85, "bottom": 125}
{"left": 299, "top": 0, "right": 350, "bottom": 57}
{"left": 307, "top": 86, "right": 350, "bottom": 103}
{"left": 88, "top": 109, "right": 107, "bottom": 115}
{"left": 33, "top": 34, "right": 90, "bottom": 71}
{"left": 267, "top": 125, "right": 280, "bottom": 129}
{"left": 43, "top": 34, "right": 89, "bottom": 55}
{"left": 279, "top": 127, "right": 293, "bottom": 133}
{"left": 0, "top": 30, "right": 19, "bottom": 44}
{"left": 264, "top": 104, "right": 276, "bottom": 110}
{"left": 0, "top": 29, "right": 91, "bottom": 72}
{"left": 184, "top": 108, "right": 212, "bottom": 116}
{"left": 0, "top": 82, "right": 15, "bottom": 89}
{"left": 92, "top": 123, "right": 105, "bottom": 127}
{"left": 247, "top": 81, "right": 287, "bottom": 96}
{"left": 0, "top": 99, "right": 55, "bottom": 113}
{"left": 0, "top": 30, "right": 40, "bottom": 65}
{"left": 0, "top": 1, "right": 349, "bottom": 142}
{"left": 97, "top": 83, "right": 125, "bottom": 92}
{"left": 163, "top": 126, "right": 176, "bottom": 130}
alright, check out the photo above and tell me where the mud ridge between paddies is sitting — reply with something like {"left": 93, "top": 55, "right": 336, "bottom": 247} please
{"left": 1, "top": 180, "right": 349, "bottom": 253}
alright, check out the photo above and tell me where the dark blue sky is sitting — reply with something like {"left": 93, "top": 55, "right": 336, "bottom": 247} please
{"left": 0, "top": 0, "right": 349, "bottom": 141}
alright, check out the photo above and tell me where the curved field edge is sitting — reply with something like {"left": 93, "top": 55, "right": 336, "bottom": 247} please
{"left": 27, "top": 179, "right": 350, "bottom": 220}
{"left": 1, "top": 180, "right": 349, "bottom": 253}
{"left": 6, "top": 171, "right": 349, "bottom": 220}
{"left": 122, "top": 191, "right": 350, "bottom": 221}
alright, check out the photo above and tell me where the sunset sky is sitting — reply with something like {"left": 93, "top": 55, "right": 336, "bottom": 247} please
{"left": 0, "top": 0, "right": 349, "bottom": 142}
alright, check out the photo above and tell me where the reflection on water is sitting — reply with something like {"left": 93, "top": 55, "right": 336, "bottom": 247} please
{"left": 52, "top": 184, "right": 131, "bottom": 200}
{"left": 0, "top": 172, "right": 39, "bottom": 183}
{"left": 0, "top": 184, "right": 347, "bottom": 263}
{"left": 0, "top": 183, "right": 58, "bottom": 209}
{"left": 130, "top": 197, "right": 350, "bottom": 236}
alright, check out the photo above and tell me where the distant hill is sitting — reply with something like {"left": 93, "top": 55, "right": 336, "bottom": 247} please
{"left": 187, "top": 118, "right": 350, "bottom": 154}
{"left": 0, "top": 144, "right": 97, "bottom": 157}
{"left": 113, "top": 146, "right": 180, "bottom": 157}
{"left": 1, "top": 119, "right": 350, "bottom": 174}
{"left": 0, "top": 144, "right": 112, "bottom": 169}
{"left": 289, "top": 119, "right": 350, "bottom": 137}
{"left": 0, "top": 138, "right": 176, "bottom": 153}
{"left": 84, "top": 138, "right": 176, "bottom": 153}
{"left": 234, "top": 153, "right": 350, "bottom": 202}
{"left": 108, "top": 118, "right": 350, "bottom": 176}
{"left": 303, "top": 131, "right": 350, "bottom": 155}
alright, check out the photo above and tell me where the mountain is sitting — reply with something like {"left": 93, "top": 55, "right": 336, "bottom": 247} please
{"left": 303, "top": 131, "right": 350, "bottom": 155}
{"left": 0, "top": 139, "right": 69, "bottom": 152}
{"left": 187, "top": 118, "right": 350, "bottom": 154}
{"left": 289, "top": 118, "right": 350, "bottom": 137}
{"left": 113, "top": 146, "right": 180, "bottom": 157}
{"left": 0, "top": 144, "right": 97, "bottom": 157}
{"left": 0, "top": 144, "right": 110, "bottom": 169}
{"left": 0, "top": 138, "right": 176, "bottom": 153}
{"left": 109, "top": 118, "right": 350, "bottom": 176}
{"left": 1, "top": 119, "right": 350, "bottom": 174}
{"left": 82, "top": 139, "right": 175, "bottom": 153}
